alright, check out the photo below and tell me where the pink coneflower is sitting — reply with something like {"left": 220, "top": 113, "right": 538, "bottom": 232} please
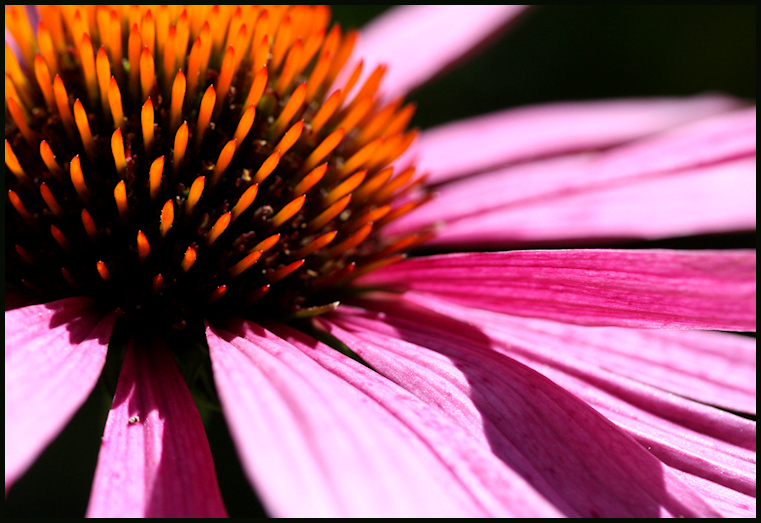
{"left": 5, "top": 5, "right": 755, "bottom": 517}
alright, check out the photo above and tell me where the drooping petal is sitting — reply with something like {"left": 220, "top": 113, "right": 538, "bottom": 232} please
{"left": 5, "top": 298, "right": 114, "bottom": 491}
{"left": 415, "top": 293, "right": 756, "bottom": 413}
{"left": 86, "top": 337, "right": 227, "bottom": 517}
{"left": 206, "top": 319, "right": 548, "bottom": 517}
{"left": 348, "top": 293, "right": 756, "bottom": 516}
{"left": 408, "top": 95, "right": 743, "bottom": 184}
{"left": 388, "top": 107, "right": 756, "bottom": 242}
{"left": 325, "top": 307, "right": 721, "bottom": 517}
{"left": 355, "top": 249, "right": 756, "bottom": 331}
{"left": 267, "top": 321, "right": 561, "bottom": 517}
{"left": 349, "top": 5, "right": 527, "bottom": 99}
{"left": 420, "top": 157, "right": 756, "bottom": 247}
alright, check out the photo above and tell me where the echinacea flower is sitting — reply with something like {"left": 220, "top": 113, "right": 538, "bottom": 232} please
{"left": 5, "top": 4, "right": 756, "bottom": 518}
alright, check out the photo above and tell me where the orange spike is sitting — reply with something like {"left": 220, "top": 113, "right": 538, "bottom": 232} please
{"left": 309, "top": 89, "right": 341, "bottom": 135}
{"left": 215, "top": 45, "right": 236, "bottom": 112}
{"left": 374, "top": 166, "right": 416, "bottom": 203}
{"left": 274, "top": 39, "right": 303, "bottom": 96}
{"left": 186, "top": 176, "right": 205, "bottom": 215}
{"left": 15, "top": 245, "right": 36, "bottom": 265}
{"left": 350, "top": 204, "right": 391, "bottom": 232}
{"left": 186, "top": 37, "right": 202, "bottom": 102}
{"left": 61, "top": 267, "right": 78, "bottom": 288}
{"left": 231, "top": 184, "right": 259, "bottom": 221}
{"left": 108, "top": 76, "right": 125, "bottom": 127}
{"left": 5, "top": 140, "right": 27, "bottom": 182}
{"left": 382, "top": 103, "right": 417, "bottom": 138}
{"left": 96, "top": 261, "right": 111, "bottom": 282}
{"left": 140, "top": 9, "right": 155, "bottom": 57}
{"left": 40, "top": 140, "right": 64, "bottom": 180}
{"left": 271, "top": 195, "right": 306, "bottom": 228}
{"left": 160, "top": 200, "right": 174, "bottom": 238}
{"left": 337, "top": 59, "right": 363, "bottom": 108}
{"left": 173, "top": 121, "right": 189, "bottom": 173}
{"left": 267, "top": 259, "right": 305, "bottom": 283}
{"left": 170, "top": 70, "right": 186, "bottom": 132}
{"left": 324, "top": 223, "right": 373, "bottom": 258}
{"left": 233, "top": 105, "right": 256, "bottom": 146}
{"left": 95, "top": 47, "right": 111, "bottom": 114}
{"left": 273, "top": 120, "right": 304, "bottom": 156}
{"left": 300, "top": 128, "right": 344, "bottom": 175}
{"left": 152, "top": 273, "right": 164, "bottom": 294}
{"left": 253, "top": 151, "right": 281, "bottom": 184}
{"left": 306, "top": 48, "right": 333, "bottom": 101}
{"left": 7, "top": 97, "right": 39, "bottom": 146}
{"left": 37, "top": 22, "right": 58, "bottom": 77}
{"left": 39, "top": 183, "right": 63, "bottom": 217}
{"left": 70, "top": 155, "right": 90, "bottom": 203}
{"left": 253, "top": 233, "right": 281, "bottom": 253}
{"left": 323, "top": 170, "right": 366, "bottom": 208}
{"left": 108, "top": 10, "right": 124, "bottom": 66}
{"left": 50, "top": 225, "right": 71, "bottom": 251}
{"left": 207, "top": 212, "right": 231, "bottom": 245}
{"left": 347, "top": 64, "right": 387, "bottom": 110}
{"left": 292, "top": 163, "right": 327, "bottom": 196}
{"left": 336, "top": 96, "right": 373, "bottom": 135}
{"left": 291, "top": 230, "right": 337, "bottom": 259}
{"left": 78, "top": 33, "right": 97, "bottom": 103}
{"left": 307, "top": 194, "right": 351, "bottom": 233}
{"left": 211, "top": 139, "right": 237, "bottom": 186}
{"left": 181, "top": 246, "right": 197, "bottom": 272}
{"left": 244, "top": 284, "right": 270, "bottom": 305}
{"left": 128, "top": 23, "right": 142, "bottom": 95}
{"left": 208, "top": 285, "right": 227, "bottom": 304}
{"left": 244, "top": 65, "right": 268, "bottom": 109}
{"left": 273, "top": 82, "right": 307, "bottom": 137}
{"left": 149, "top": 156, "right": 165, "bottom": 200}
{"left": 114, "top": 180, "right": 129, "bottom": 223}
{"left": 81, "top": 208, "right": 98, "bottom": 240}
{"left": 8, "top": 190, "right": 34, "bottom": 223}
{"left": 163, "top": 25, "right": 177, "bottom": 94}
{"left": 195, "top": 85, "right": 216, "bottom": 145}
{"left": 34, "top": 54, "right": 55, "bottom": 111}
{"left": 352, "top": 166, "right": 393, "bottom": 202}
{"left": 73, "top": 99, "right": 95, "bottom": 160}
{"left": 142, "top": 97, "right": 155, "bottom": 154}
{"left": 337, "top": 138, "right": 383, "bottom": 178}
{"left": 137, "top": 230, "right": 151, "bottom": 262}
{"left": 356, "top": 98, "right": 403, "bottom": 145}
{"left": 111, "top": 128, "right": 127, "bottom": 177}
{"left": 54, "top": 75, "right": 77, "bottom": 140}
{"left": 228, "top": 250, "right": 263, "bottom": 278}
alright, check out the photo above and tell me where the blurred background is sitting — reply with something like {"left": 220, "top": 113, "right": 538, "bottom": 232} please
{"left": 6, "top": 5, "right": 756, "bottom": 518}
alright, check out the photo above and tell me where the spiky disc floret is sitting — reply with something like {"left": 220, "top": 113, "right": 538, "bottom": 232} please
{"left": 6, "top": 5, "right": 432, "bottom": 328}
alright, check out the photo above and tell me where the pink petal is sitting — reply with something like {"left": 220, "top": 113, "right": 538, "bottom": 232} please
{"left": 5, "top": 298, "right": 114, "bottom": 490}
{"left": 409, "top": 95, "right": 744, "bottom": 184}
{"left": 355, "top": 249, "right": 756, "bottom": 331}
{"left": 325, "top": 308, "right": 721, "bottom": 517}
{"left": 389, "top": 107, "right": 756, "bottom": 241}
{"left": 348, "top": 5, "right": 527, "bottom": 99}
{"left": 206, "top": 319, "right": 539, "bottom": 517}
{"left": 420, "top": 157, "right": 756, "bottom": 247}
{"left": 330, "top": 296, "right": 756, "bottom": 516}
{"left": 86, "top": 337, "right": 227, "bottom": 517}
{"left": 268, "top": 322, "right": 561, "bottom": 517}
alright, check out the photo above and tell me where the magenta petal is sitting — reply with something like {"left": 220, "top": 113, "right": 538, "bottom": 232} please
{"left": 206, "top": 319, "right": 548, "bottom": 517}
{"left": 355, "top": 249, "right": 756, "bottom": 331}
{"left": 410, "top": 96, "right": 743, "bottom": 184}
{"left": 325, "top": 308, "right": 721, "bottom": 517}
{"left": 349, "top": 5, "right": 527, "bottom": 98}
{"left": 5, "top": 298, "right": 114, "bottom": 490}
{"left": 267, "top": 321, "right": 561, "bottom": 517}
{"left": 357, "top": 293, "right": 756, "bottom": 516}
{"left": 86, "top": 337, "right": 227, "bottom": 517}
{"left": 421, "top": 157, "right": 756, "bottom": 247}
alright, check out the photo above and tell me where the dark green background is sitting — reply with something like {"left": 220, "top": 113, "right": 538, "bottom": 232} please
{"left": 6, "top": 5, "right": 756, "bottom": 518}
